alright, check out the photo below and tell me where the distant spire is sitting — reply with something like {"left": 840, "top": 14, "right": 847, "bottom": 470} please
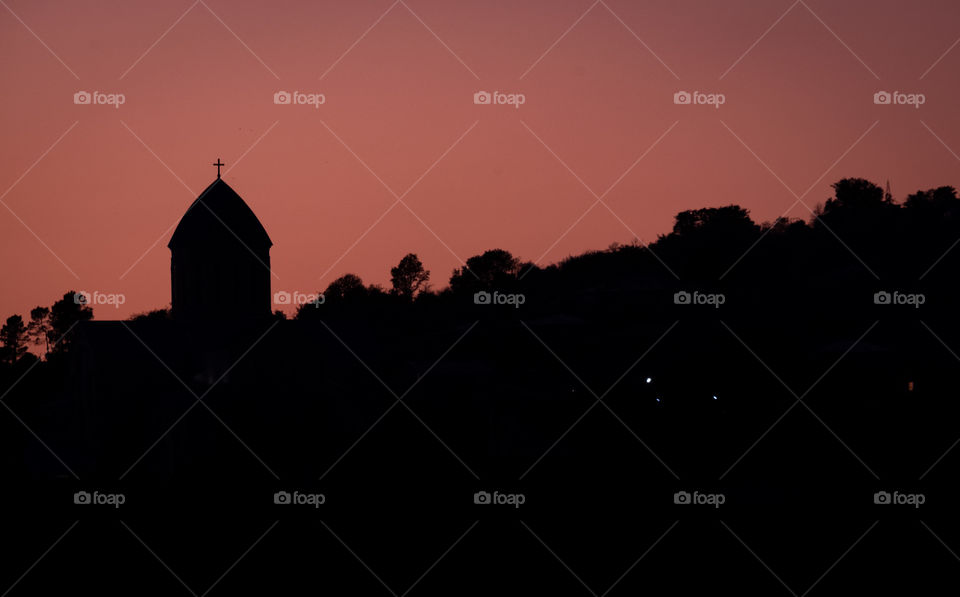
{"left": 213, "top": 158, "right": 224, "bottom": 179}
{"left": 885, "top": 179, "right": 893, "bottom": 202}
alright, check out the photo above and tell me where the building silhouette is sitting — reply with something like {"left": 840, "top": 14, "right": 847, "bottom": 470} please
{"left": 68, "top": 169, "right": 286, "bottom": 479}
{"left": 169, "top": 176, "right": 273, "bottom": 323}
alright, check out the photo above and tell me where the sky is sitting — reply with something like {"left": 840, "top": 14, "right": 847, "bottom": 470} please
{"left": 1, "top": 0, "right": 958, "bottom": 319}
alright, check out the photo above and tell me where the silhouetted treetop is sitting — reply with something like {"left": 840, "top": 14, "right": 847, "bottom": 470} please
{"left": 324, "top": 273, "right": 367, "bottom": 303}
{"left": 129, "top": 308, "right": 171, "bottom": 322}
{"left": 671, "top": 206, "right": 760, "bottom": 242}
{"left": 47, "top": 291, "right": 93, "bottom": 357}
{"left": 824, "top": 178, "right": 893, "bottom": 215}
{"left": 390, "top": 253, "right": 430, "bottom": 300}
{"left": 905, "top": 186, "right": 959, "bottom": 216}
{"left": 449, "top": 249, "right": 521, "bottom": 293}
{"left": 28, "top": 306, "right": 50, "bottom": 354}
{"left": 0, "top": 315, "right": 28, "bottom": 365}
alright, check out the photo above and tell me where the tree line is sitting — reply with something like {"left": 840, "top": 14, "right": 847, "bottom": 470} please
{"left": 2, "top": 176, "right": 958, "bottom": 368}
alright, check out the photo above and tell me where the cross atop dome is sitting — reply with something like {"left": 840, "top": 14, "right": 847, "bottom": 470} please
{"left": 213, "top": 158, "right": 224, "bottom": 179}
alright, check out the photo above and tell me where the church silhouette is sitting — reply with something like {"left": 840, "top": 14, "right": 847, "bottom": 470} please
{"left": 69, "top": 166, "right": 297, "bottom": 480}
{"left": 64, "top": 164, "right": 480, "bottom": 484}
{"left": 168, "top": 172, "right": 273, "bottom": 323}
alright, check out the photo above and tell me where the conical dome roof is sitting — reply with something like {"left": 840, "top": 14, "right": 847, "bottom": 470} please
{"left": 168, "top": 178, "right": 272, "bottom": 250}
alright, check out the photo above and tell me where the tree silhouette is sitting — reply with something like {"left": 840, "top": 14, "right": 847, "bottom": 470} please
{"left": 324, "top": 273, "right": 367, "bottom": 303}
{"left": 47, "top": 291, "right": 93, "bottom": 357}
{"left": 128, "top": 308, "right": 170, "bottom": 322}
{"left": 649, "top": 205, "right": 762, "bottom": 278}
{"left": 0, "top": 315, "right": 28, "bottom": 365}
{"left": 27, "top": 306, "right": 50, "bottom": 354}
{"left": 824, "top": 178, "right": 891, "bottom": 214}
{"left": 449, "top": 249, "right": 521, "bottom": 293}
{"left": 672, "top": 205, "right": 758, "bottom": 239}
{"left": 390, "top": 253, "right": 430, "bottom": 300}
{"left": 815, "top": 178, "right": 901, "bottom": 262}
{"left": 905, "top": 186, "right": 958, "bottom": 217}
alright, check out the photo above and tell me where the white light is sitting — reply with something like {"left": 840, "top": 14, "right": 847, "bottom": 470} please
{"left": 655, "top": 397, "right": 661, "bottom": 402}
{"left": 645, "top": 377, "right": 652, "bottom": 384}
{"left": 713, "top": 395, "right": 718, "bottom": 400}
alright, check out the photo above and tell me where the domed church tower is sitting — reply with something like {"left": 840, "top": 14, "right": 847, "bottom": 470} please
{"left": 168, "top": 161, "right": 272, "bottom": 323}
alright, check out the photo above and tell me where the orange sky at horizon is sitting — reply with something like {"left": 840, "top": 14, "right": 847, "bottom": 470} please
{"left": 1, "top": 0, "right": 959, "bottom": 320}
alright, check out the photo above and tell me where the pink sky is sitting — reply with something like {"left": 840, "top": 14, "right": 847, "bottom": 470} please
{"left": 1, "top": 0, "right": 958, "bottom": 319}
